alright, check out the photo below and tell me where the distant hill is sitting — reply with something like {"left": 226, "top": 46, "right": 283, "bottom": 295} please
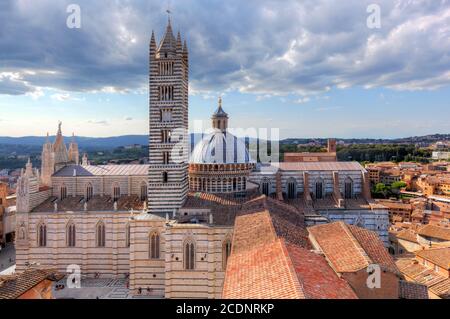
{"left": 0, "top": 133, "right": 448, "bottom": 151}
{"left": 0, "top": 135, "right": 149, "bottom": 150}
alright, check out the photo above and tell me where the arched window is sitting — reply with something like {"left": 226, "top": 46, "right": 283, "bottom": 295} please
{"left": 261, "top": 180, "right": 269, "bottom": 196}
{"left": 223, "top": 240, "right": 232, "bottom": 270}
{"left": 140, "top": 182, "right": 148, "bottom": 201}
{"left": 184, "top": 240, "right": 195, "bottom": 270}
{"left": 315, "top": 179, "right": 324, "bottom": 200}
{"left": 112, "top": 184, "right": 120, "bottom": 202}
{"left": 67, "top": 222, "right": 76, "bottom": 247}
{"left": 38, "top": 223, "right": 47, "bottom": 247}
{"left": 125, "top": 223, "right": 130, "bottom": 248}
{"left": 287, "top": 178, "right": 297, "bottom": 199}
{"left": 149, "top": 232, "right": 160, "bottom": 259}
{"left": 96, "top": 221, "right": 106, "bottom": 247}
{"left": 162, "top": 172, "right": 168, "bottom": 183}
{"left": 344, "top": 177, "right": 353, "bottom": 199}
{"left": 86, "top": 183, "right": 93, "bottom": 201}
{"left": 60, "top": 185, "right": 67, "bottom": 200}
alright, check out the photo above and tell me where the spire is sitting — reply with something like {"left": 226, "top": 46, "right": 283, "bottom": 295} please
{"left": 25, "top": 158, "right": 33, "bottom": 176}
{"left": 150, "top": 30, "right": 156, "bottom": 54}
{"left": 176, "top": 31, "right": 182, "bottom": 54}
{"left": 58, "top": 121, "right": 62, "bottom": 134}
{"left": 157, "top": 12, "right": 177, "bottom": 54}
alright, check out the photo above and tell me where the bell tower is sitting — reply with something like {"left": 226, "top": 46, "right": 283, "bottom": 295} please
{"left": 148, "top": 16, "right": 189, "bottom": 214}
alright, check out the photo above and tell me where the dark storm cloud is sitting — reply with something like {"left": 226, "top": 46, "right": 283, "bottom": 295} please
{"left": 0, "top": 0, "right": 449, "bottom": 97}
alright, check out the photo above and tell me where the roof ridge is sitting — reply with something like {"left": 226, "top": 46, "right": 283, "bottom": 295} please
{"left": 341, "top": 222, "right": 373, "bottom": 267}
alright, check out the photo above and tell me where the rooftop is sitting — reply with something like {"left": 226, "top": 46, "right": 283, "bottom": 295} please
{"left": 308, "top": 222, "right": 400, "bottom": 275}
{"left": 0, "top": 269, "right": 62, "bottom": 299}
{"left": 32, "top": 195, "right": 145, "bottom": 213}
{"left": 416, "top": 248, "right": 450, "bottom": 270}
{"left": 418, "top": 224, "right": 450, "bottom": 241}
{"left": 53, "top": 164, "right": 149, "bottom": 177}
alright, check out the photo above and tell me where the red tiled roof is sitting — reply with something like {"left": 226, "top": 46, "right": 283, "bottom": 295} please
{"left": 416, "top": 248, "right": 450, "bottom": 270}
{"left": 396, "top": 229, "right": 419, "bottom": 244}
{"left": 308, "top": 222, "right": 400, "bottom": 275}
{"left": 0, "top": 269, "right": 61, "bottom": 299}
{"left": 418, "top": 225, "right": 450, "bottom": 241}
{"left": 347, "top": 225, "right": 400, "bottom": 275}
{"left": 396, "top": 257, "right": 450, "bottom": 298}
{"left": 231, "top": 210, "right": 277, "bottom": 254}
{"left": 223, "top": 238, "right": 305, "bottom": 299}
{"left": 399, "top": 281, "right": 429, "bottom": 299}
{"left": 286, "top": 244, "right": 357, "bottom": 299}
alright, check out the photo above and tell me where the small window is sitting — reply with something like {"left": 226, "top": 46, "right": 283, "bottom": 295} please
{"left": 96, "top": 222, "right": 106, "bottom": 247}
{"left": 38, "top": 223, "right": 47, "bottom": 247}
{"left": 113, "top": 185, "right": 120, "bottom": 202}
{"left": 60, "top": 186, "right": 67, "bottom": 200}
{"left": 125, "top": 223, "right": 131, "bottom": 248}
{"left": 316, "top": 181, "right": 323, "bottom": 199}
{"left": 67, "top": 223, "right": 76, "bottom": 247}
{"left": 86, "top": 183, "right": 93, "bottom": 201}
{"left": 163, "top": 172, "right": 168, "bottom": 183}
{"left": 223, "top": 240, "right": 232, "bottom": 270}
{"left": 184, "top": 241, "right": 195, "bottom": 270}
{"left": 140, "top": 183, "right": 148, "bottom": 201}
{"left": 149, "top": 232, "right": 160, "bottom": 259}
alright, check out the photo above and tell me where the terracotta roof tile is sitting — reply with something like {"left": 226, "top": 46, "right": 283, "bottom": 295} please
{"left": 285, "top": 244, "right": 358, "bottom": 299}
{"left": 0, "top": 269, "right": 61, "bottom": 299}
{"left": 223, "top": 239, "right": 305, "bottom": 299}
{"left": 399, "top": 281, "right": 429, "bottom": 299}
{"left": 308, "top": 222, "right": 400, "bottom": 275}
{"left": 416, "top": 248, "right": 450, "bottom": 270}
{"left": 418, "top": 225, "right": 450, "bottom": 241}
{"left": 396, "top": 229, "right": 419, "bottom": 244}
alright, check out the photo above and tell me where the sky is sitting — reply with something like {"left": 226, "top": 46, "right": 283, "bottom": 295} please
{"left": 0, "top": 0, "right": 449, "bottom": 139}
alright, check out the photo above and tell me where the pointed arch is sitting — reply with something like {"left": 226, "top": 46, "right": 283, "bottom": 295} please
{"left": 287, "top": 177, "right": 297, "bottom": 199}
{"left": 37, "top": 222, "right": 47, "bottom": 247}
{"left": 315, "top": 177, "right": 324, "bottom": 200}
{"left": 183, "top": 238, "right": 196, "bottom": 270}
{"left": 140, "top": 181, "right": 148, "bottom": 201}
{"left": 222, "top": 238, "right": 232, "bottom": 271}
{"left": 344, "top": 176, "right": 354, "bottom": 199}
{"left": 60, "top": 184, "right": 67, "bottom": 200}
{"left": 85, "top": 182, "right": 93, "bottom": 201}
{"left": 125, "top": 222, "right": 131, "bottom": 248}
{"left": 96, "top": 220, "right": 106, "bottom": 247}
{"left": 66, "top": 220, "right": 76, "bottom": 247}
{"left": 149, "top": 231, "right": 161, "bottom": 259}
{"left": 112, "top": 183, "right": 120, "bottom": 202}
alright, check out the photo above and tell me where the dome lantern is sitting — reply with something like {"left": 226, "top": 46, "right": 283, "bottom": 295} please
{"left": 212, "top": 97, "right": 228, "bottom": 132}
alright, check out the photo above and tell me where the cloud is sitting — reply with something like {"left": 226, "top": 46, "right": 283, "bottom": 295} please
{"left": 87, "top": 120, "right": 109, "bottom": 126}
{"left": 0, "top": 0, "right": 449, "bottom": 98}
{"left": 51, "top": 93, "right": 71, "bottom": 101}
{"left": 124, "top": 117, "right": 133, "bottom": 121}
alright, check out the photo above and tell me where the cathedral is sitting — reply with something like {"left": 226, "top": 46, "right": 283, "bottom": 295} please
{"left": 14, "top": 17, "right": 389, "bottom": 299}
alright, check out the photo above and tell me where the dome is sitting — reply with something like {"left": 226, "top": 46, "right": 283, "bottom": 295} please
{"left": 190, "top": 130, "right": 254, "bottom": 164}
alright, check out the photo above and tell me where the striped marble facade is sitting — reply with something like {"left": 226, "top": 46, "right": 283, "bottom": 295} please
{"left": 148, "top": 22, "right": 189, "bottom": 215}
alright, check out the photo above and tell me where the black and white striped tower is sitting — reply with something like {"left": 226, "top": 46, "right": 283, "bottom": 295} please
{"left": 148, "top": 16, "right": 189, "bottom": 214}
